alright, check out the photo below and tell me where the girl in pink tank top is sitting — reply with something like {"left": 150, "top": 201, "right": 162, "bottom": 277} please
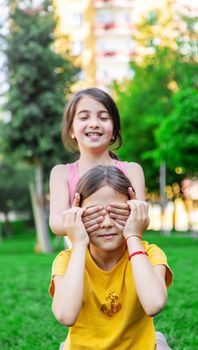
{"left": 50, "top": 87, "right": 143, "bottom": 236}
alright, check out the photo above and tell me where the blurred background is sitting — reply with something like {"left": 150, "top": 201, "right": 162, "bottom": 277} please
{"left": 0, "top": 1, "right": 197, "bottom": 349}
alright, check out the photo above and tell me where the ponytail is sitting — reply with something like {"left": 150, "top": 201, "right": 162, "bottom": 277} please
{"left": 109, "top": 151, "right": 119, "bottom": 160}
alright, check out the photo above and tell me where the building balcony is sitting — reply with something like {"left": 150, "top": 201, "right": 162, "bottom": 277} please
{"left": 94, "top": 22, "right": 134, "bottom": 35}
{"left": 95, "top": 50, "right": 134, "bottom": 62}
{"left": 94, "top": 0, "right": 133, "bottom": 8}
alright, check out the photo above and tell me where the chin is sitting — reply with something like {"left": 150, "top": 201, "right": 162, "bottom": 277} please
{"left": 91, "top": 239, "right": 125, "bottom": 252}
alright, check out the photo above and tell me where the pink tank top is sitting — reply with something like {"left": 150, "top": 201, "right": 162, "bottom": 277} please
{"left": 67, "top": 160, "right": 128, "bottom": 206}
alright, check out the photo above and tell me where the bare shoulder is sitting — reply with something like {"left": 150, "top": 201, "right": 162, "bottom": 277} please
{"left": 126, "top": 162, "right": 145, "bottom": 178}
{"left": 126, "top": 162, "right": 145, "bottom": 200}
{"left": 50, "top": 164, "right": 68, "bottom": 184}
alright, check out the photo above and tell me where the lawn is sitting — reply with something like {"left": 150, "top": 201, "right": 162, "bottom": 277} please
{"left": 0, "top": 223, "right": 197, "bottom": 350}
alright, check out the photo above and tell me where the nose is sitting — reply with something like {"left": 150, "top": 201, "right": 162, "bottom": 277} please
{"left": 100, "top": 212, "right": 113, "bottom": 228}
{"left": 89, "top": 115, "right": 99, "bottom": 128}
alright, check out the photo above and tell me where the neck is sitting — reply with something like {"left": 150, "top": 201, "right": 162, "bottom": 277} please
{"left": 78, "top": 150, "right": 115, "bottom": 175}
{"left": 89, "top": 243, "right": 126, "bottom": 272}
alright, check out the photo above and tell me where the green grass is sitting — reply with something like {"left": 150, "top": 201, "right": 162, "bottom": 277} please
{"left": 0, "top": 226, "right": 197, "bottom": 350}
{"left": 145, "top": 233, "right": 198, "bottom": 350}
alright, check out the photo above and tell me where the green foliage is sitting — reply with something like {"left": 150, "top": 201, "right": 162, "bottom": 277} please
{"left": 177, "top": 12, "right": 198, "bottom": 61}
{"left": 0, "top": 159, "right": 33, "bottom": 215}
{"left": 115, "top": 10, "right": 198, "bottom": 192}
{"left": 116, "top": 47, "right": 176, "bottom": 190}
{"left": 154, "top": 88, "right": 198, "bottom": 175}
{"left": 1, "top": 0, "right": 79, "bottom": 171}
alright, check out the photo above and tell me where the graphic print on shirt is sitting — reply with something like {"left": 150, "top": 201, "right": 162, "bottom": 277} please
{"left": 101, "top": 289, "right": 121, "bottom": 317}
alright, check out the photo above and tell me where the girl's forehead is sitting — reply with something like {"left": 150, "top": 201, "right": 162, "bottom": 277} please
{"left": 76, "top": 95, "right": 106, "bottom": 112}
{"left": 82, "top": 186, "right": 128, "bottom": 207}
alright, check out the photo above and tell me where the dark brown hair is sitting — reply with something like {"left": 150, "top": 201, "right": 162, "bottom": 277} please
{"left": 61, "top": 88, "right": 122, "bottom": 155}
{"left": 75, "top": 165, "right": 135, "bottom": 205}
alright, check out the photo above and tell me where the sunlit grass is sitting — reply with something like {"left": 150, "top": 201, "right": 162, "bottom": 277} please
{"left": 146, "top": 233, "right": 198, "bottom": 350}
{"left": 0, "top": 226, "right": 197, "bottom": 350}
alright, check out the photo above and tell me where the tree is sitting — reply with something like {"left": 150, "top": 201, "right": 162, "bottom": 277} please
{"left": 0, "top": 159, "right": 33, "bottom": 238}
{"left": 115, "top": 47, "right": 175, "bottom": 192}
{"left": 154, "top": 88, "right": 198, "bottom": 176}
{"left": 1, "top": 0, "right": 79, "bottom": 251}
{"left": 115, "top": 5, "right": 197, "bottom": 193}
{"left": 154, "top": 88, "right": 198, "bottom": 232}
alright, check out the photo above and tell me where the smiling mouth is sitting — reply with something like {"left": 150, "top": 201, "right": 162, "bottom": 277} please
{"left": 85, "top": 132, "right": 102, "bottom": 137}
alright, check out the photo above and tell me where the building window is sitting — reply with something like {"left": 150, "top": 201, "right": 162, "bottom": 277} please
{"left": 72, "top": 13, "right": 83, "bottom": 27}
{"left": 71, "top": 41, "right": 84, "bottom": 56}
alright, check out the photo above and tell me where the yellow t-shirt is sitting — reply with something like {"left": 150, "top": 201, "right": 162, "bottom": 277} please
{"left": 49, "top": 241, "right": 173, "bottom": 350}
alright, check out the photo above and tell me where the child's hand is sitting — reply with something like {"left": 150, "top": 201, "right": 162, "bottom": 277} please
{"left": 62, "top": 207, "right": 89, "bottom": 246}
{"left": 123, "top": 200, "right": 149, "bottom": 240}
{"left": 106, "top": 202, "right": 130, "bottom": 228}
{"left": 82, "top": 205, "right": 106, "bottom": 233}
{"left": 61, "top": 192, "right": 81, "bottom": 237}
{"left": 106, "top": 187, "right": 136, "bottom": 228}
{"left": 72, "top": 192, "right": 81, "bottom": 207}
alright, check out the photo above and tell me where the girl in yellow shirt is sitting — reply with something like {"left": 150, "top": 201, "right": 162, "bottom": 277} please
{"left": 49, "top": 165, "right": 173, "bottom": 350}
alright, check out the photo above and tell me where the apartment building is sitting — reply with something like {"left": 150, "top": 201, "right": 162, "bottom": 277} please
{"left": 55, "top": 0, "right": 134, "bottom": 90}
{"left": 55, "top": 0, "right": 197, "bottom": 90}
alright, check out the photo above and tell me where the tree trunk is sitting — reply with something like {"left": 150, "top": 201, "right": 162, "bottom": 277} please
{"left": 172, "top": 198, "right": 177, "bottom": 231}
{"left": 160, "top": 161, "right": 169, "bottom": 235}
{"left": 0, "top": 222, "right": 3, "bottom": 241}
{"left": 183, "top": 198, "right": 193, "bottom": 233}
{"left": 29, "top": 158, "right": 51, "bottom": 253}
{"left": 4, "top": 213, "right": 14, "bottom": 238}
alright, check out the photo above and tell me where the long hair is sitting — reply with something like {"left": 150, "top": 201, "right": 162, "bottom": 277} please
{"left": 75, "top": 166, "right": 135, "bottom": 205}
{"left": 61, "top": 88, "right": 122, "bottom": 157}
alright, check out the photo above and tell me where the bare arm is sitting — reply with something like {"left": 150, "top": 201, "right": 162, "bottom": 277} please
{"left": 126, "top": 162, "right": 146, "bottom": 200}
{"left": 126, "top": 162, "right": 150, "bottom": 230}
{"left": 52, "top": 243, "right": 87, "bottom": 326}
{"left": 127, "top": 237, "right": 167, "bottom": 316}
{"left": 124, "top": 200, "right": 167, "bottom": 317}
{"left": 49, "top": 164, "right": 70, "bottom": 235}
{"left": 52, "top": 208, "right": 89, "bottom": 326}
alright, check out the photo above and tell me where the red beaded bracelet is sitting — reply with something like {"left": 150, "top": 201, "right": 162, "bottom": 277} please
{"left": 125, "top": 234, "right": 141, "bottom": 241}
{"left": 128, "top": 250, "right": 148, "bottom": 261}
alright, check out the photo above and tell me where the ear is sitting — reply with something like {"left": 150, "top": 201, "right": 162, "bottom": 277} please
{"left": 69, "top": 126, "right": 75, "bottom": 139}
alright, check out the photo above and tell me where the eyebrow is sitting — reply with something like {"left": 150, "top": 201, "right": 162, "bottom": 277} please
{"left": 76, "top": 109, "right": 109, "bottom": 115}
